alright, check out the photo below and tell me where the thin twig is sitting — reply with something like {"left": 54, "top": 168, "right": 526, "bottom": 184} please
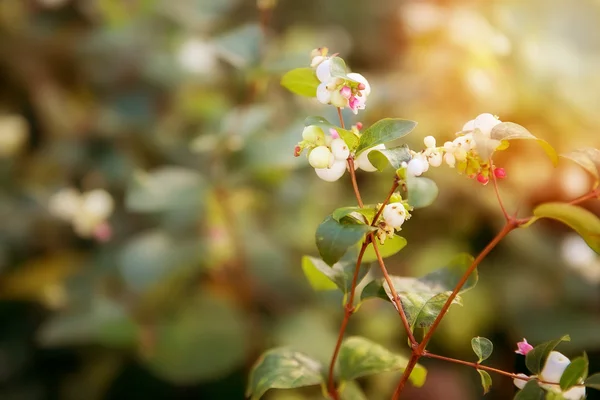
{"left": 392, "top": 353, "right": 420, "bottom": 399}
{"left": 337, "top": 107, "right": 345, "bottom": 129}
{"left": 347, "top": 157, "right": 364, "bottom": 208}
{"left": 372, "top": 179, "right": 400, "bottom": 225}
{"left": 490, "top": 161, "right": 509, "bottom": 221}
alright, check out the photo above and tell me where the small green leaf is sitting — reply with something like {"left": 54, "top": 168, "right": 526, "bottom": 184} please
{"left": 281, "top": 68, "right": 321, "bottom": 97}
{"left": 246, "top": 348, "right": 325, "bottom": 400}
{"left": 366, "top": 145, "right": 412, "bottom": 171}
{"left": 471, "top": 337, "right": 494, "bottom": 363}
{"left": 340, "top": 381, "right": 367, "bottom": 400}
{"left": 356, "top": 119, "right": 418, "bottom": 155}
{"left": 361, "top": 253, "right": 477, "bottom": 329}
{"left": 514, "top": 380, "right": 544, "bottom": 400}
{"left": 478, "top": 370, "right": 492, "bottom": 395}
{"left": 333, "top": 206, "right": 377, "bottom": 224}
{"left": 304, "top": 116, "right": 359, "bottom": 150}
{"left": 533, "top": 203, "right": 600, "bottom": 254}
{"left": 561, "top": 148, "right": 600, "bottom": 182}
{"left": 490, "top": 122, "right": 558, "bottom": 166}
{"left": 525, "top": 335, "right": 571, "bottom": 375}
{"left": 316, "top": 216, "right": 375, "bottom": 266}
{"left": 406, "top": 176, "right": 439, "bottom": 209}
{"left": 329, "top": 57, "right": 348, "bottom": 79}
{"left": 560, "top": 354, "right": 588, "bottom": 391}
{"left": 362, "top": 235, "right": 407, "bottom": 263}
{"left": 585, "top": 373, "right": 600, "bottom": 390}
{"left": 301, "top": 256, "right": 371, "bottom": 295}
{"left": 338, "top": 336, "right": 427, "bottom": 387}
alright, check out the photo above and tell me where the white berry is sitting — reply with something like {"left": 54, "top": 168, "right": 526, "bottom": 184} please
{"left": 308, "top": 146, "right": 332, "bottom": 169}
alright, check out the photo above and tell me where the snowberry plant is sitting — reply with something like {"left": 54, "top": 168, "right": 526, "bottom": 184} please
{"left": 246, "top": 48, "right": 600, "bottom": 400}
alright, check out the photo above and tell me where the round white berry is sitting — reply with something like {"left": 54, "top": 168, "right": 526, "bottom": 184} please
{"left": 316, "top": 59, "right": 332, "bottom": 83}
{"left": 428, "top": 151, "right": 443, "bottom": 167}
{"left": 563, "top": 385, "right": 586, "bottom": 400}
{"left": 512, "top": 374, "right": 528, "bottom": 390}
{"left": 444, "top": 152, "right": 456, "bottom": 168}
{"left": 315, "top": 159, "right": 347, "bottom": 182}
{"left": 407, "top": 158, "right": 427, "bottom": 176}
{"left": 355, "top": 144, "right": 385, "bottom": 172}
{"left": 316, "top": 83, "right": 331, "bottom": 104}
{"left": 302, "top": 125, "right": 325, "bottom": 144}
{"left": 308, "top": 146, "right": 332, "bottom": 169}
{"left": 424, "top": 135, "right": 436, "bottom": 148}
{"left": 540, "top": 351, "right": 570, "bottom": 383}
{"left": 330, "top": 138, "right": 350, "bottom": 161}
{"left": 382, "top": 203, "right": 408, "bottom": 230}
{"left": 330, "top": 89, "right": 348, "bottom": 108}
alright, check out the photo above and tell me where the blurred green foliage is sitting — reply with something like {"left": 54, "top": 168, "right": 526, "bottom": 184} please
{"left": 1, "top": 0, "right": 600, "bottom": 399}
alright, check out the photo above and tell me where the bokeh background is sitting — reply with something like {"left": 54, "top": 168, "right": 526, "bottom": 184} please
{"left": 1, "top": 0, "right": 600, "bottom": 399}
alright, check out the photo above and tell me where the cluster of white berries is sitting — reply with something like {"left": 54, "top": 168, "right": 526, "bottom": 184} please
{"left": 514, "top": 351, "right": 586, "bottom": 399}
{"left": 310, "top": 48, "right": 371, "bottom": 115}
{"left": 297, "top": 124, "right": 383, "bottom": 182}
{"left": 404, "top": 113, "right": 507, "bottom": 184}
{"left": 49, "top": 188, "right": 114, "bottom": 241}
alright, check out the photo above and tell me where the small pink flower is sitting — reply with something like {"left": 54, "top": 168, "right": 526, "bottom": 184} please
{"left": 340, "top": 86, "right": 352, "bottom": 99}
{"left": 329, "top": 128, "right": 340, "bottom": 139}
{"left": 349, "top": 96, "right": 360, "bottom": 113}
{"left": 515, "top": 338, "right": 533, "bottom": 355}
{"left": 356, "top": 122, "right": 363, "bottom": 130}
{"left": 494, "top": 167, "right": 507, "bottom": 179}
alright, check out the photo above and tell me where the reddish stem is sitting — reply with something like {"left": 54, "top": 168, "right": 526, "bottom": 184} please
{"left": 347, "top": 157, "right": 364, "bottom": 208}
{"left": 490, "top": 160, "right": 509, "bottom": 221}
{"left": 371, "top": 179, "right": 400, "bottom": 225}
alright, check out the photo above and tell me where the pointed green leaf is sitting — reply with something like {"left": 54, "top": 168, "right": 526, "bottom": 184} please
{"left": 585, "top": 373, "right": 600, "bottom": 390}
{"left": 281, "top": 68, "right": 321, "bottom": 97}
{"left": 316, "top": 216, "right": 375, "bottom": 266}
{"left": 514, "top": 380, "right": 544, "bottom": 400}
{"left": 478, "top": 370, "right": 492, "bottom": 395}
{"left": 525, "top": 335, "right": 571, "bottom": 375}
{"left": 329, "top": 57, "right": 348, "bottom": 79}
{"left": 361, "top": 253, "right": 477, "bottom": 329}
{"left": 338, "top": 336, "right": 427, "bottom": 387}
{"left": 362, "top": 235, "right": 407, "bottom": 263}
{"left": 406, "top": 176, "right": 439, "bottom": 209}
{"left": 561, "top": 148, "right": 600, "bottom": 182}
{"left": 340, "top": 380, "right": 367, "bottom": 400}
{"left": 471, "top": 337, "right": 494, "bottom": 363}
{"left": 301, "top": 256, "right": 371, "bottom": 294}
{"left": 560, "top": 354, "right": 588, "bottom": 391}
{"left": 355, "top": 119, "right": 418, "bottom": 155}
{"left": 246, "top": 348, "right": 325, "bottom": 399}
{"left": 490, "top": 122, "right": 558, "bottom": 166}
{"left": 332, "top": 206, "right": 377, "bottom": 224}
{"left": 304, "top": 116, "right": 359, "bottom": 150}
{"left": 366, "top": 146, "right": 412, "bottom": 171}
{"left": 533, "top": 203, "right": 600, "bottom": 254}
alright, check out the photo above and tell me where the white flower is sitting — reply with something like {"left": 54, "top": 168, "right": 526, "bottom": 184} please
{"left": 540, "top": 351, "right": 571, "bottom": 383}
{"left": 462, "top": 113, "right": 501, "bottom": 137}
{"left": 0, "top": 114, "right": 28, "bottom": 158}
{"left": 355, "top": 144, "right": 385, "bottom": 172}
{"left": 382, "top": 203, "right": 408, "bottom": 230}
{"left": 308, "top": 146, "right": 333, "bottom": 169}
{"left": 513, "top": 373, "right": 529, "bottom": 390}
{"left": 444, "top": 152, "right": 456, "bottom": 168}
{"left": 315, "top": 159, "right": 347, "bottom": 182}
{"left": 330, "top": 138, "right": 350, "bottom": 161}
{"left": 424, "top": 136, "right": 436, "bottom": 149}
{"left": 177, "top": 38, "right": 218, "bottom": 75}
{"left": 49, "top": 188, "right": 114, "bottom": 239}
{"left": 407, "top": 157, "right": 428, "bottom": 176}
{"left": 347, "top": 72, "right": 370, "bottom": 114}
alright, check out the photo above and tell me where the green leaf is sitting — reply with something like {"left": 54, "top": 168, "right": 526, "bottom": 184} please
{"left": 143, "top": 295, "right": 249, "bottom": 383}
{"left": 361, "top": 253, "right": 476, "bottom": 329}
{"left": 316, "top": 216, "right": 375, "bottom": 266}
{"left": 514, "top": 380, "right": 544, "bottom": 400}
{"left": 246, "top": 348, "right": 324, "bottom": 400}
{"left": 585, "top": 373, "right": 600, "bottom": 390}
{"left": 301, "top": 256, "right": 370, "bottom": 295}
{"left": 355, "top": 119, "right": 418, "bottom": 155}
{"left": 362, "top": 235, "right": 407, "bottom": 263}
{"left": 125, "top": 167, "right": 204, "bottom": 213}
{"left": 332, "top": 206, "right": 377, "bottom": 224}
{"left": 533, "top": 203, "right": 600, "bottom": 254}
{"left": 366, "top": 145, "right": 412, "bottom": 171}
{"left": 304, "top": 116, "right": 359, "bottom": 150}
{"left": 525, "top": 335, "right": 571, "bottom": 375}
{"left": 340, "top": 381, "right": 367, "bottom": 400}
{"left": 406, "top": 176, "right": 439, "bottom": 209}
{"left": 281, "top": 68, "right": 321, "bottom": 97}
{"left": 560, "top": 354, "right": 588, "bottom": 391}
{"left": 338, "top": 336, "right": 427, "bottom": 387}
{"left": 329, "top": 57, "right": 348, "bottom": 79}
{"left": 561, "top": 148, "right": 600, "bottom": 182}
{"left": 478, "top": 370, "right": 492, "bottom": 395}
{"left": 490, "top": 122, "right": 558, "bottom": 166}
{"left": 471, "top": 337, "right": 494, "bottom": 363}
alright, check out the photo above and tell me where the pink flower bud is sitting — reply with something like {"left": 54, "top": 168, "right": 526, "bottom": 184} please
{"left": 340, "top": 86, "right": 352, "bottom": 99}
{"left": 294, "top": 145, "right": 301, "bottom": 157}
{"left": 93, "top": 222, "right": 112, "bottom": 242}
{"left": 477, "top": 173, "right": 489, "bottom": 185}
{"left": 356, "top": 122, "right": 363, "bottom": 130}
{"left": 329, "top": 128, "right": 340, "bottom": 139}
{"left": 357, "top": 83, "right": 366, "bottom": 91}
{"left": 494, "top": 167, "right": 507, "bottom": 179}
{"left": 515, "top": 339, "right": 533, "bottom": 355}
